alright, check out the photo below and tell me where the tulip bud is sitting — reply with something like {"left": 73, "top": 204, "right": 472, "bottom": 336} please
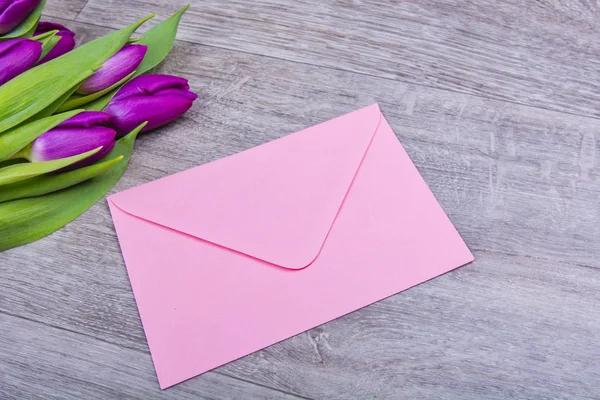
{"left": 77, "top": 44, "right": 147, "bottom": 95}
{"left": 0, "top": 0, "right": 41, "bottom": 35}
{"left": 28, "top": 111, "right": 116, "bottom": 170}
{"left": 34, "top": 21, "right": 76, "bottom": 64}
{"left": 104, "top": 74, "right": 197, "bottom": 137}
{"left": 0, "top": 38, "right": 42, "bottom": 86}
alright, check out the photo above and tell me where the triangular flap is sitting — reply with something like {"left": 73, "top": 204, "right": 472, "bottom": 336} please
{"left": 109, "top": 104, "right": 382, "bottom": 269}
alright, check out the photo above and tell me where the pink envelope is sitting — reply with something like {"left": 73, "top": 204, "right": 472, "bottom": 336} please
{"left": 108, "top": 104, "right": 473, "bottom": 389}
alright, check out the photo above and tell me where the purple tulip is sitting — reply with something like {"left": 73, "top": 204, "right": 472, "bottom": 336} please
{"left": 29, "top": 111, "right": 116, "bottom": 170}
{"left": 104, "top": 74, "right": 198, "bottom": 137}
{"left": 77, "top": 44, "right": 147, "bottom": 95}
{"left": 0, "top": 0, "right": 41, "bottom": 35}
{"left": 34, "top": 21, "right": 75, "bottom": 63}
{"left": 0, "top": 38, "right": 41, "bottom": 86}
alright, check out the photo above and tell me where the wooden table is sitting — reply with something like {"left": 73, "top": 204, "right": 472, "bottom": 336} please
{"left": 2, "top": 1, "right": 599, "bottom": 398}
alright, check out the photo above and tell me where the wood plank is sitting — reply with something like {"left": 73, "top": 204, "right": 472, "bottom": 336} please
{"left": 3, "top": 246, "right": 600, "bottom": 398}
{"left": 52, "top": 20, "right": 600, "bottom": 268}
{"left": 0, "top": 313, "right": 305, "bottom": 399}
{"left": 2, "top": 19, "right": 600, "bottom": 399}
{"left": 44, "top": 0, "right": 88, "bottom": 21}
{"left": 18, "top": 16, "right": 600, "bottom": 267}
{"left": 76, "top": 0, "right": 600, "bottom": 118}
{"left": 219, "top": 250, "right": 600, "bottom": 399}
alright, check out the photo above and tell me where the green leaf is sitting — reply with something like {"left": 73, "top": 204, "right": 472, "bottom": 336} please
{"left": 0, "top": 13, "right": 154, "bottom": 134}
{"left": 0, "top": 110, "right": 82, "bottom": 161}
{"left": 0, "top": 0, "right": 45, "bottom": 40}
{"left": 0, "top": 159, "right": 27, "bottom": 169}
{"left": 0, "top": 156, "right": 123, "bottom": 203}
{"left": 135, "top": 4, "right": 189, "bottom": 75}
{"left": 56, "top": 71, "right": 136, "bottom": 112}
{"left": 22, "top": 15, "right": 41, "bottom": 38}
{"left": 31, "top": 29, "right": 57, "bottom": 42}
{"left": 81, "top": 90, "right": 117, "bottom": 111}
{"left": 36, "top": 31, "right": 60, "bottom": 62}
{"left": 31, "top": 77, "right": 92, "bottom": 120}
{"left": 0, "top": 147, "right": 101, "bottom": 186}
{"left": 0, "top": 123, "right": 145, "bottom": 252}
{"left": 82, "top": 6, "right": 189, "bottom": 112}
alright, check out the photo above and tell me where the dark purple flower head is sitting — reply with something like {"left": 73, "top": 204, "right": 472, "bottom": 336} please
{"left": 0, "top": 38, "right": 41, "bottom": 86}
{"left": 30, "top": 111, "right": 116, "bottom": 170}
{"left": 77, "top": 44, "right": 147, "bottom": 94}
{"left": 34, "top": 21, "right": 76, "bottom": 63}
{"left": 0, "top": 0, "right": 40, "bottom": 35}
{"left": 104, "top": 74, "right": 198, "bottom": 137}
{"left": 55, "top": 111, "right": 112, "bottom": 128}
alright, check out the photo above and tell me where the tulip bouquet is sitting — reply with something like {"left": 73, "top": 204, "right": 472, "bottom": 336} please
{"left": 0, "top": 2, "right": 197, "bottom": 251}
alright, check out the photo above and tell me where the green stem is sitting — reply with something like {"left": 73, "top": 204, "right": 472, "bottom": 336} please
{"left": 9, "top": 146, "right": 31, "bottom": 161}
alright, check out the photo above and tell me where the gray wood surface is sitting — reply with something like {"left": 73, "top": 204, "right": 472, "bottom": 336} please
{"left": 43, "top": 0, "right": 87, "bottom": 21}
{"left": 78, "top": 0, "right": 600, "bottom": 118}
{"left": 2, "top": 1, "right": 600, "bottom": 398}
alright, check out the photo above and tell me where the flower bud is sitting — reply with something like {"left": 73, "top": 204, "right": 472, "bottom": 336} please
{"left": 34, "top": 21, "right": 76, "bottom": 63}
{"left": 0, "top": 0, "right": 41, "bottom": 35}
{"left": 29, "top": 111, "right": 116, "bottom": 170}
{"left": 104, "top": 74, "right": 197, "bottom": 137}
{"left": 0, "top": 38, "right": 42, "bottom": 86}
{"left": 77, "top": 44, "right": 147, "bottom": 95}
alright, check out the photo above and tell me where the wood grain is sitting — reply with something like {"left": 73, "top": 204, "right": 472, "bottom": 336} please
{"left": 43, "top": 0, "right": 88, "bottom": 21}
{"left": 85, "top": 25, "right": 600, "bottom": 268}
{"left": 76, "top": 0, "right": 600, "bottom": 118}
{"left": 2, "top": 3, "right": 600, "bottom": 399}
{"left": 0, "top": 313, "right": 304, "bottom": 400}
{"left": 25, "top": 16, "right": 600, "bottom": 268}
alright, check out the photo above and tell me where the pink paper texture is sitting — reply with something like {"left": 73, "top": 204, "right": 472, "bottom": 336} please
{"left": 108, "top": 104, "right": 474, "bottom": 389}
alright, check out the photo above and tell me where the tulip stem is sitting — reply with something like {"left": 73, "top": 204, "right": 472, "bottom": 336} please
{"left": 9, "top": 147, "right": 31, "bottom": 161}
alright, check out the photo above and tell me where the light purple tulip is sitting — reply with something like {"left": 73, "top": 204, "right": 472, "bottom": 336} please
{"left": 30, "top": 111, "right": 116, "bottom": 170}
{"left": 0, "top": 0, "right": 40, "bottom": 34}
{"left": 0, "top": 38, "right": 41, "bottom": 86}
{"left": 34, "top": 21, "right": 75, "bottom": 63}
{"left": 104, "top": 74, "right": 198, "bottom": 137}
{"left": 77, "top": 44, "right": 147, "bottom": 95}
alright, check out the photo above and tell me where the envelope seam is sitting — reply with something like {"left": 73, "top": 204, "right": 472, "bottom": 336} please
{"left": 108, "top": 197, "right": 304, "bottom": 271}
{"left": 107, "top": 106, "right": 383, "bottom": 271}
{"left": 297, "top": 110, "right": 384, "bottom": 270}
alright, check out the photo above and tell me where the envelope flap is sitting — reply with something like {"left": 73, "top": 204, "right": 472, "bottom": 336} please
{"left": 109, "top": 104, "right": 382, "bottom": 269}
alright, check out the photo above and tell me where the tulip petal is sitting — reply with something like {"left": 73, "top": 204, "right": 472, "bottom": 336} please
{"left": 112, "top": 74, "right": 189, "bottom": 101}
{"left": 105, "top": 93, "right": 194, "bottom": 137}
{"left": 0, "top": 38, "right": 42, "bottom": 86}
{"left": 154, "top": 87, "right": 199, "bottom": 100}
{"left": 28, "top": 111, "right": 116, "bottom": 171}
{"left": 77, "top": 7, "right": 190, "bottom": 112}
{"left": 77, "top": 44, "right": 147, "bottom": 95}
{"left": 0, "top": 109, "right": 82, "bottom": 162}
{"left": 35, "top": 22, "right": 77, "bottom": 55}
{"left": 56, "top": 71, "right": 135, "bottom": 113}
{"left": 30, "top": 126, "right": 116, "bottom": 162}
{"left": 34, "top": 21, "right": 68, "bottom": 33}
{"left": 40, "top": 33, "right": 75, "bottom": 62}
{"left": 64, "top": 140, "right": 115, "bottom": 171}
{"left": 0, "top": 36, "right": 27, "bottom": 54}
{"left": 35, "top": 23, "right": 76, "bottom": 63}
{"left": 0, "top": 0, "right": 40, "bottom": 35}
{"left": 0, "top": 123, "right": 144, "bottom": 252}
{"left": 0, "top": 13, "right": 154, "bottom": 134}
{"left": 35, "top": 31, "right": 60, "bottom": 63}
{"left": 56, "top": 111, "right": 111, "bottom": 128}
